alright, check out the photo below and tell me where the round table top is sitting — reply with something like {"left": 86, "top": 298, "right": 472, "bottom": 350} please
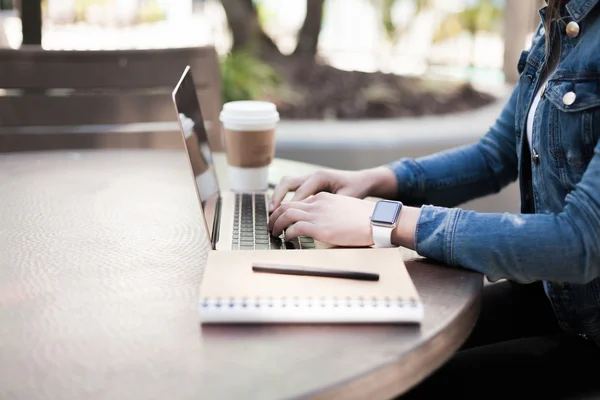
{"left": 0, "top": 149, "right": 482, "bottom": 400}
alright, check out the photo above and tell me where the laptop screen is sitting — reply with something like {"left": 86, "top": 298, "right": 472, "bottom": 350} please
{"left": 172, "top": 66, "right": 221, "bottom": 244}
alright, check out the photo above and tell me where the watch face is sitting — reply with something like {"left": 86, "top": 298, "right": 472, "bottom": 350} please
{"left": 371, "top": 201, "right": 402, "bottom": 225}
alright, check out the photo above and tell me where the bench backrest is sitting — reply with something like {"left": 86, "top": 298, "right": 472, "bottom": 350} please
{"left": 0, "top": 46, "right": 223, "bottom": 152}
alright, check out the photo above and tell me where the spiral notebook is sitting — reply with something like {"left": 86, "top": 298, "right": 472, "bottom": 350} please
{"left": 198, "top": 248, "right": 424, "bottom": 324}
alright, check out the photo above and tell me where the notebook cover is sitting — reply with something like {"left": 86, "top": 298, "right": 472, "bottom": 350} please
{"left": 198, "top": 247, "right": 423, "bottom": 324}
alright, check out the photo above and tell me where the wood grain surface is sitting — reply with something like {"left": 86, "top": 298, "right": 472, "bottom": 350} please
{"left": 0, "top": 150, "right": 482, "bottom": 400}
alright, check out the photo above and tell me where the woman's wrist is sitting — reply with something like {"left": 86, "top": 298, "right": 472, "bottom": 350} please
{"left": 391, "top": 205, "right": 421, "bottom": 250}
{"left": 362, "top": 166, "right": 398, "bottom": 199}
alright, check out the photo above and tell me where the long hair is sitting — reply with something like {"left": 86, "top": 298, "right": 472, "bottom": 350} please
{"left": 544, "top": 0, "right": 563, "bottom": 61}
{"left": 545, "top": 0, "right": 563, "bottom": 28}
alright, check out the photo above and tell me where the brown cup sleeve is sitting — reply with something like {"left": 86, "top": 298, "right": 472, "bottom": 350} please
{"left": 223, "top": 128, "right": 276, "bottom": 168}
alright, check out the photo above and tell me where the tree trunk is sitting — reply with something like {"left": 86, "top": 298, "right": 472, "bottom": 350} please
{"left": 220, "top": 0, "right": 255, "bottom": 51}
{"left": 20, "top": 0, "right": 42, "bottom": 45}
{"left": 220, "top": 0, "right": 281, "bottom": 58}
{"left": 293, "top": 0, "right": 324, "bottom": 58}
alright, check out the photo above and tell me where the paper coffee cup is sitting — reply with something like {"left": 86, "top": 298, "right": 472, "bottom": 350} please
{"left": 220, "top": 101, "right": 279, "bottom": 192}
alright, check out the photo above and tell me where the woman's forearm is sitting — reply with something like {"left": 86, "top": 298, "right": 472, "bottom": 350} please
{"left": 391, "top": 206, "right": 420, "bottom": 250}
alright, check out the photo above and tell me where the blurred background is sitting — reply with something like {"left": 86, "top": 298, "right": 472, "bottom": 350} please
{"left": 1, "top": 0, "right": 544, "bottom": 121}
{"left": 0, "top": 0, "right": 545, "bottom": 213}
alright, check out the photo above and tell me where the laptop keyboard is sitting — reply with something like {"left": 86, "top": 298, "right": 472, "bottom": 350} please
{"left": 231, "top": 193, "right": 316, "bottom": 250}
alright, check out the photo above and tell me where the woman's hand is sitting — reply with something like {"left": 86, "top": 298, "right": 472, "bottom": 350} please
{"left": 268, "top": 192, "right": 377, "bottom": 247}
{"left": 269, "top": 167, "right": 398, "bottom": 212}
{"left": 268, "top": 192, "right": 421, "bottom": 249}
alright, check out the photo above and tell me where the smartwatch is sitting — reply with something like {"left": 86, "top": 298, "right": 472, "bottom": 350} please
{"left": 370, "top": 200, "right": 403, "bottom": 248}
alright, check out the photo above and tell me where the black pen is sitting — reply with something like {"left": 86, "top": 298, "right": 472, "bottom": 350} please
{"left": 252, "top": 263, "right": 379, "bottom": 281}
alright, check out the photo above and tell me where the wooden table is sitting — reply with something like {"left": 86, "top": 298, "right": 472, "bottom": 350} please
{"left": 0, "top": 149, "right": 483, "bottom": 400}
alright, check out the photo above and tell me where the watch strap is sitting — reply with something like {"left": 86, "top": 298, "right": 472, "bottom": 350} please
{"left": 372, "top": 224, "right": 394, "bottom": 248}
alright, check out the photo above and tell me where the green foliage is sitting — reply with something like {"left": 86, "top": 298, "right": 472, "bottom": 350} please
{"left": 220, "top": 50, "right": 283, "bottom": 104}
{"left": 72, "top": 0, "right": 112, "bottom": 21}
{"left": 458, "top": 0, "right": 502, "bottom": 34}
{"left": 49, "top": 0, "right": 166, "bottom": 23}
{"left": 381, "top": 0, "right": 397, "bottom": 41}
{"left": 376, "top": 0, "right": 432, "bottom": 42}
{"left": 138, "top": 0, "right": 166, "bottom": 23}
{"left": 434, "top": 0, "right": 503, "bottom": 42}
{"left": 255, "top": 1, "right": 276, "bottom": 28}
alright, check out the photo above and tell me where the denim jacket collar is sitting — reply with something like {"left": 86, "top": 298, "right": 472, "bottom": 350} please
{"left": 533, "top": 0, "right": 600, "bottom": 66}
{"left": 540, "top": 0, "right": 600, "bottom": 22}
{"left": 567, "top": 0, "right": 600, "bottom": 20}
{"left": 544, "top": 0, "right": 600, "bottom": 21}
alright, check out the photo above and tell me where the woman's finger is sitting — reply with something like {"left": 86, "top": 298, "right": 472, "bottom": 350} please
{"left": 290, "top": 172, "right": 331, "bottom": 203}
{"left": 284, "top": 221, "right": 318, "bottom": 241}
{"left": 268, "top": 201, "right": 311, "bottom": 231}
{"left": 271, "top": 208, "right": 311, "bottom": 237}
{"left": 269, "top": 175, "right": 306, "bottom": 211}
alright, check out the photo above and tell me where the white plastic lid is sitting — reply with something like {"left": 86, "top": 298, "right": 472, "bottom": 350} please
{"left": 179, "top": 113, "right": 195, "bottom": 139}
{"left": 220, "top": 101, "right": 280, "bottom": 131}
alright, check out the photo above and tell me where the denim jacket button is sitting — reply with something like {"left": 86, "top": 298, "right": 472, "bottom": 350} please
{"left": 563, "top": 91, "right": 577, "bottom": 106}
{"left": 532, "top": 149, "right": 540, "bottom": 164}
{"left": 566, "top": 21, "right": 580, "bottom": 38}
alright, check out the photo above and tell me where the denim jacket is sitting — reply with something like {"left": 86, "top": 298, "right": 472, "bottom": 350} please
{"left": 389, "top": 0, "right": 600, "bottom": 344}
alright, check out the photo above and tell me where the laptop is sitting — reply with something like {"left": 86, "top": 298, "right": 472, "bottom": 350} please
{"left": 171, "top": 67, "right": 424, "bottom": 324}
{"left": 172, "top": 66, "right": 319, "bottom": 251}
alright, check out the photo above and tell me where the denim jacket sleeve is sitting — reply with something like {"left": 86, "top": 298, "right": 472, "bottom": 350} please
{"left": 416, "top": 140, "right": 600, "bottom": 284}
{"left": 389, "top": 80, "right": 600, "bottom": 284}
{"left": 387, "top": 85, "right": 519, "bottom": 207}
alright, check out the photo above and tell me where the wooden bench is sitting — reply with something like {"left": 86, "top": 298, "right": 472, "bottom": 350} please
{"left": 0, "top": 46, "right": 223, "bottom": 152}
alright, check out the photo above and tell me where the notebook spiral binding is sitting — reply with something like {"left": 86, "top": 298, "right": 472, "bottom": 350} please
{"left": 200, "top": 296, "right": 420, "bottom": 309}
